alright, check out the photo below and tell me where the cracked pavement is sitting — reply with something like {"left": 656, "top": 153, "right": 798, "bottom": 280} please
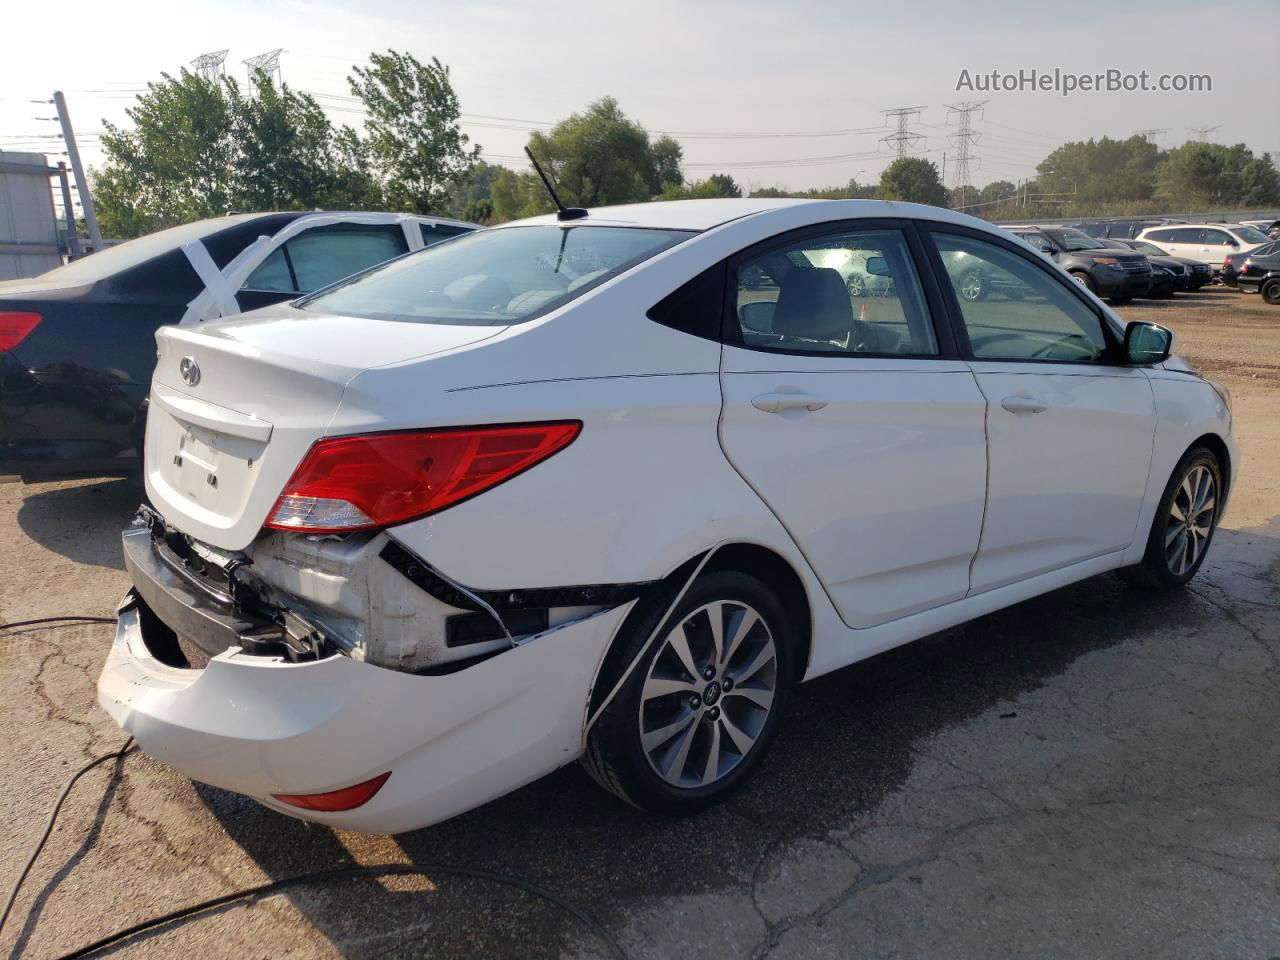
{"left": 2, "top": 294, "right": 1279, "bottom": 958}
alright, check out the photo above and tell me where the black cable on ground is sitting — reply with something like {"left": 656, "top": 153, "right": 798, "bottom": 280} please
{"left": 2, "top": 625, "right": 627, "bottom": 960}
{"left": 0, "top": 739, "right": 135, "bottom": 940}
{"left": 0, "top": 616, "right": 116, "bottom": 631}
{"left": 55, "top": 862, "right": 628, "bottom": 960}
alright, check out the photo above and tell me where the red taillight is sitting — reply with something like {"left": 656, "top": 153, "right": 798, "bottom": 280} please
{"left": 265, "top": 421, "right": 582, "bottom": 533}
{"left": 0, "top": 312, "right": 41, "bottom": 352}
{"left": 273, "top": 772, "right": 391, "bottom": 812}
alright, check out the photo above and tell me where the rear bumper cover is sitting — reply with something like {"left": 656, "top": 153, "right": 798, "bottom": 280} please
{"left": 99, "top": 537, "right": 634, "bottom": 833}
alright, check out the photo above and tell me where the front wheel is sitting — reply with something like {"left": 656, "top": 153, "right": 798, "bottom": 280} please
{"left": 1070, "top": 271, "right": 1097, "bottom": 294}
{"left": 1122, "top": 447, "right": 1222, "bottom": 589}
{"left": 582, "top": 570, "right": 794, "bottom": 816}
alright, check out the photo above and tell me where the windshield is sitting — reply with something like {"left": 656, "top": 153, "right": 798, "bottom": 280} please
{"left": 1233, "top": 224, "right": 1269, "bottom": 244}
{"left": 1046, "top": 228, "right": 1104, "bottom": 252}
{"left": 1130, "top": 241, "right": 1165, "bottom": 256}
{"left": 302, "top": 225, "right": 693, "bottom": 325}
{"left": 38, "top": 216, "right": 252, "bottom": 284}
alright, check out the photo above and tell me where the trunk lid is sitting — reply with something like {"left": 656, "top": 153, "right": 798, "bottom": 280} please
{"left": 145, "top": 305, "right": 504, "bottom": 550}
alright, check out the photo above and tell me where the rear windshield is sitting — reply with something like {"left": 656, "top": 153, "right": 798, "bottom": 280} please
{"left": 1045, "top": 228, "right": 1104, "bottom": 252}
{"left": 38, "top": 216, "right": 259, "bottom": 284}
{"left": 300, "top": 224, "right": 693, "bottom": 325}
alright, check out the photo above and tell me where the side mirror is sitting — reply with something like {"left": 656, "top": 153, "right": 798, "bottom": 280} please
{"left": 1226, "top": 239, "right": 1239, "bottom": 248}
{"left": 1124, "top": 321, "right": 1173, "bottom": 365}
{"left": 864, "top": 256, "right": 890, "bottom": 276}
{"left": 1039, "top": 243, "right": 1057, "bottom": 255}
{"left": 738, "top": 300, "right": 777, "bottom": 334}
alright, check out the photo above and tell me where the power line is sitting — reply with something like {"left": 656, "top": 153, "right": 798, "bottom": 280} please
{"left": 879, "top": 106, "right": 926, "bottom": 158}
{"left": 1134, "top": 128, "right": 1169, "bottom": 142}
{"left": 1187, "top": 124, "right": 1220, "bottom": 143}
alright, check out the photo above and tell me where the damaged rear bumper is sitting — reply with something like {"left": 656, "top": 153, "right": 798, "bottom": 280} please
{"left": 100, "top": 521, "right": 637, "bottom": 833}
{"left": 99, "top": 594, "right": 633, "bottom": 833}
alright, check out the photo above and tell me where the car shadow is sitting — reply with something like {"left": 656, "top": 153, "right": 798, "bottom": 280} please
{"left": 14, "top": 476, "right": 144, "bottom": 571}
{"left": 165, "top": 520, "right": 1277, "bottom": 959}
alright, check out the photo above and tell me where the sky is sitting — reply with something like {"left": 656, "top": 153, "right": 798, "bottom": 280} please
{"left": 3, "top": 0, "right": 1278, "bottom": 201}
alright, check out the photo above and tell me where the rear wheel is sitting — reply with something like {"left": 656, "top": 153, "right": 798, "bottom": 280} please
{"left": 583, "top": 570, "right": 794, "bottom": 816}
{"left": 1262, "top": 279, "right": 1280, "bottom": 305}
{"left": 1122, "top": 447, "right": 1222, "bottom": 589}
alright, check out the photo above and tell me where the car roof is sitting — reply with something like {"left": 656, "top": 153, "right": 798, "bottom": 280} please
{"left": 505, "top": 198, "right": 1004, "bottom": 233}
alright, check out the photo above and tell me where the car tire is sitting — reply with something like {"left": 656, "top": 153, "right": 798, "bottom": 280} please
{"left": 582, "top": 569, "right": 794, "bottom": 816}
{"left": 1070, "top": 270, "right": 1096, "bottom": 294}
{"left": 1121, "top": 447, "right": 1222, "bottom": 590}
{"left": 957, "top": 271, "right": 988, "bottom": 302}
{"left": 846, "top": 274, "right": 865, "bottom": 297}
{"left": 1262, "top": 279, "right": 1280, "bottom": 305}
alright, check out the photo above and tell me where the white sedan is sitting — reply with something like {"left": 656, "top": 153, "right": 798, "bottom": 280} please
{"left": 98, "top": 198, "right": 1235, "bottom": 833}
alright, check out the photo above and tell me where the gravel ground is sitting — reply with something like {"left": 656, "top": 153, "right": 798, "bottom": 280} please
{"left": 1, "top": 287, "right": 1277, "bottom": 959}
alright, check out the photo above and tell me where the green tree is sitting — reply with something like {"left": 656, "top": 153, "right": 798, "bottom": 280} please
{"left": 226, "top": 74, "right": 337, "bottom": 212}
{"left": 1155, "top": 142, "right": 1252, "bottom": 207}
{"left": 1037, "top": 136, "right": 1160, "bottom": 205}
{"left": 348, "top": 50, "right": 480, "bottom": 214}
{"left": 93, "top": 70, "right": 235, "bottom": 236}
{"left": 659, "top": 172, "right": 742, "bottom": 200}
{"left": 877, "top": 157, "right": 947, "bottom": 206}
{"left": 525, "top": 98, "right": 681, "bottom": 207}
{"left": 1236, "top": 153, "right": 1280, "bottom": 207}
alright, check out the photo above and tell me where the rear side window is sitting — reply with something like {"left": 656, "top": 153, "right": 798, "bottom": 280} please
{"left": 647, "top": 263, "right": 725, "bottom": 340}
{"left": 1170, "top": 228, "right": 1203, "bottom": 243}
{"left": 302, "top": 225, "right": 692, "bottom": 326}
{"left": 933, "top": 232, "right": 1107, "bottom": 363}
{"left": 1145, "top": 229, "right": 1177, "bottom": 243}
{"left": 243, "top": 226, "right": 408, "bottom": 294}
{"left": 420, "top": 223, "right": 473, "bottom": 246}
{"left": 287, "top": 227, "right": 406, "bottom": 292}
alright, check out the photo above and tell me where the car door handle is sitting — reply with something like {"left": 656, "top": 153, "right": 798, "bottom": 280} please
{"left": 751, "top": 392, "right": 829, "bottom": 414}
{"left": 1001, "top": 395, "right": 1048, "bottom": 414}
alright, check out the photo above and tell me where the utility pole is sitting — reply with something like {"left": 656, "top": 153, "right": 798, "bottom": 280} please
{"left": 880, "top": 106, "right": 926, "bottom": 158}
{"left": 190, "top": 50, "right": 229, "bottom": 83}
{"left": 56, "top": 162, "right": 81, "bottom": 258}
{"left": 52, "top": 91, "right": 102, "bottom": 251}
{"left": 1134, "top": 128, "right": 1169, "bottom": 142}
{"left": 944, "top": 100, "right": 987, "bottom": 210}
{"left": 243, "top": 49, "right": 284, "bottom": 89}
{"left": 1187, "top": 124, "right": 1220, "bottom": 143}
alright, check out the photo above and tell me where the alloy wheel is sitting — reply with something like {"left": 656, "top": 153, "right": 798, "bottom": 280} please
{"left": 1165, "top": 464, "right": 1216, "bottom": 576}
{"left": 959, "top": 272, "right": 984, "bottom": 301}
{"left": 638, "top": 600, "right": 778, "bottom": 789}
{"left": 847, "top": 274, "right": 865, "bottom": 297}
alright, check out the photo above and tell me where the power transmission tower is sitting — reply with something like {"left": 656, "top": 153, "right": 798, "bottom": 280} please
{"left": 243, "top": 48, "right": 284, "bottom": 89}
{"left": 944, "top": 100, "right": 987, "bottom": 210}
{"left": 1187, "top": 124, "right": 1220, "bottom": 143}
{"left": 190, "top": 50, "right": 229, "bottom": 83}
{"left": 880, "top": 106, "right": 926, "bottom": 158}
{"left": 1134, "top": 128, "right": 1168, "bottom": 142}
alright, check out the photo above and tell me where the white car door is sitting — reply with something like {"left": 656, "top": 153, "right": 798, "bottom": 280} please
{"left": 718, "top": 222, "right": 988, "bottom": 629}
{"left": 929, "top": 229, "right": 1158, "bottom": 593}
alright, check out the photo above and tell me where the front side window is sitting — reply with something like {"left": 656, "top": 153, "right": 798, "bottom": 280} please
{"left": 420, "top": 222, "right": 473, "bottom": 246}
{"left": 933, "top": 232, "right": 1107, "bottom": 363}
{"left": 1200, "top": 229, "right": 1232, "bottom": 246}
{"left": 302, "top": 225, "right": 691, "bottom": 325}
{"left": 732, "top": 228, "right": 938, "bottom": 356}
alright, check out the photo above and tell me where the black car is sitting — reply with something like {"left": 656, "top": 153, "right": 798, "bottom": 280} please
{"left": 1237, "top": 241, "right": 1280, "bottom": 304}
{"left": 1099, "top": 238, "right": 1213, "bottom": 292}
{"left": 1006, "top": 226, "right": 1152, "bottom": 303}
{"left": 0, "top": 211, "right": 475, "bottom": 479}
